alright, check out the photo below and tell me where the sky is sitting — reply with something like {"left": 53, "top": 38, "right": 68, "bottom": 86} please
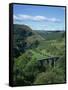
{"left": 13, "top": 4, "right": 65, "bottom": 31}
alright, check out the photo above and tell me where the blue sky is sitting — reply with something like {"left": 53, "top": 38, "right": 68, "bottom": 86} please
{"left": 13, "top": 4, "right": 65, "bottom": 31}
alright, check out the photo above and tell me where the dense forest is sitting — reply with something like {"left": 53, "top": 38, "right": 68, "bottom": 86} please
{"left": 13, "top": 24, "right": 66, "bottom": 86}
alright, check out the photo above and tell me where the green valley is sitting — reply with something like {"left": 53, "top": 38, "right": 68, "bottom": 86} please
{"left": 13, "top": 24, "right": 66, "bottom": 86}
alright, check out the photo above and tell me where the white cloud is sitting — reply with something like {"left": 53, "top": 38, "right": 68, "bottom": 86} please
{"left": 13, "top": 15, "right": 18, "bottom": 20}
{"left": 48, "top": 18, "right": 60, "bottom": 22}
{"left": 13, "top": 14, "right": 60, "bottom": 22}
{"left": 33, "top": 16, "right": 46, "bottom": 21}
{"left": 18, "top": 14, "right": 32, "bottom": 20}
{"left": 13, "top": 15, "right": 22, "bottom": 20}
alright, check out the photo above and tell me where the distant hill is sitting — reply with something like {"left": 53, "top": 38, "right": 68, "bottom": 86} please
{"left": 13, "top": 24, "right": 65, "bottom": 57}
{"left": 13, "top": 24, "right": 44, "bottom": 57}
{"left": 35, "top": 30, "right": 65, "bottom": 40}
{"left": 14, "top": 24, "right": 44, "bottom": 40}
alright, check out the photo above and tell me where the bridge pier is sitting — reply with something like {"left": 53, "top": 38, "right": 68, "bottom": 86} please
{"left": 38, "top": 57, "right": 59, "bottom": 69}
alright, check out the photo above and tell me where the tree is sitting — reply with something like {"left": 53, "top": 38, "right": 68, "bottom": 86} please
{"left": 34, "top": 40, "right": 39, "bottom": 48}
{"left": 34, "top": 67, "right": 65, "bottom": 85}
